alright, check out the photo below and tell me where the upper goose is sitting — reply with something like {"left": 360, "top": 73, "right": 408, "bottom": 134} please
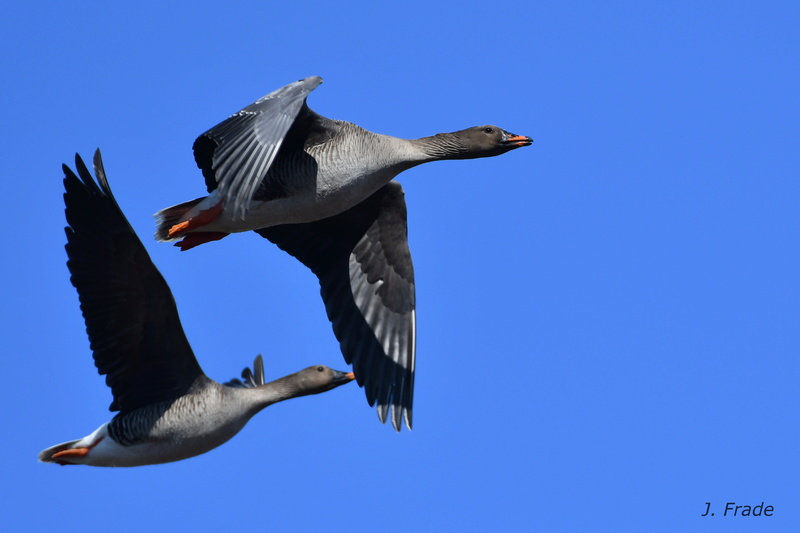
{"left": 40, "top": 151, "right": 354, "bottom": 467}
{"left": 155, "top": 76, "right": 533, "bottom": 431}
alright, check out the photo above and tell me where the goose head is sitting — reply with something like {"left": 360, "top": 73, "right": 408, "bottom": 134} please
{"left": 422, "top": 125, "right": 533, "bottom": 160}
{"left": 289, "top": 365, "right": 356, "bottom": 398}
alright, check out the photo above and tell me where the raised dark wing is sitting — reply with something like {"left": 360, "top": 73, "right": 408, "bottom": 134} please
{"left": 256, "top": 181, "right": 416, "bottom": 431}
{"left": 62, "top": 150, "right": 204, "bottom": 413}
{"left": 223, "top": 355, "right": 266, "bottom": 389}
{"left": 193, "top": 76, "right": 323, "bottom": 219}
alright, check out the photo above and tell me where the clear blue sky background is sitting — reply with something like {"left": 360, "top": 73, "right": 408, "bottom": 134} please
{"left": 2, "top": 2, "right": 797, "bottom": 531}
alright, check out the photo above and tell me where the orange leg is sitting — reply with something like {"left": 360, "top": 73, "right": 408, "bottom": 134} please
{"left": 175, "top": 232, "right": 229, "bottom": 251}
{"left": 168, "top": 201, "right": 224, "bottom": 239}
{"left": 51, "top": 436, "right": 105, "bottom": 464}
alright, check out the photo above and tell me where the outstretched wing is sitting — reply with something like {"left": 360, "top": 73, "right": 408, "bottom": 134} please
{"left": 256, "top": 181, "right": 416, "bottom": 431}
{"left": 63, "top": 150, "right": 204, "bottom": 413}
{"left": 193, "top": 76, "right": 323, "bottom": 219}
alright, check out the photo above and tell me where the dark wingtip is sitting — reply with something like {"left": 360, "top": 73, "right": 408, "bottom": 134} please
{"left": 375, "top": 402, "right": 412, "bottom": 432}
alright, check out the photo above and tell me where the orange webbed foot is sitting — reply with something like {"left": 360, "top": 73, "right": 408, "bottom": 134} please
{"left": 51, "top": 447, "right": 92, "bottom": 460}
{"left": 167, "top": 201, "right": 224, "bottom": 239}
{"left": 175, "top": 232, "right": 229, "bottom": 251}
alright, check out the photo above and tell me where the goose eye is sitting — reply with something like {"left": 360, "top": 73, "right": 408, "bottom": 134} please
{"left": 316, "top": 366, "right": 324, "bottom": 372}
{"left": 484, "top": 127, "right": 494, "bottom": 134}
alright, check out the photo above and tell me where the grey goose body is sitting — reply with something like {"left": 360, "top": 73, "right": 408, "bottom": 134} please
{"left": 155, "top": 76, "right": 533, "bottom": 430}
{"left": 39, "top": 151, "right": 353, "bottom": 467}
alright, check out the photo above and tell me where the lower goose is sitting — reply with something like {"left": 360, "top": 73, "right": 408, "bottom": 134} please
{"left": 39, "top": 151, "right": 354, "bottom": 467}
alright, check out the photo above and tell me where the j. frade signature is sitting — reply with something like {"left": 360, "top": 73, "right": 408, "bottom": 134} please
{"left": 701, "top": 502, "right": 774, "bottom": 517}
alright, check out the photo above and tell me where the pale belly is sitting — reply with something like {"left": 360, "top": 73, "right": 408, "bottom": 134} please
{"left": 89, "top": 413, "right": 251, "bottom": 467}
{"left": 202, "top": 164, "right": 405, "bottom": 234}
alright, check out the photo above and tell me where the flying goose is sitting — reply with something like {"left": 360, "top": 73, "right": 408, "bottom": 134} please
{"left": 155, "top": 76, "right": 533, "bottom": 430}
{"left": 39, "top": 151, "right": 354, "bottom": 467}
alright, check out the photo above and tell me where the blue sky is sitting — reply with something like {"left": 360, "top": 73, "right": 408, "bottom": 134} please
{"left": 2, "top": 2, "right": 798, "bottom": 531}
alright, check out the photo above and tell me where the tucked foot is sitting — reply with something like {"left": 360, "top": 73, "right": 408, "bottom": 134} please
{"left": 48, "top": 435, "right": 105, "bottom": 465}
{"left": 167, "top": 201, "right": 224, "bottom": 239}
{"left": 51, "top": 447, "right": 91, "bottom": 461}
{"left": 175, "top": 232, "right": 229, "bottom": 251}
